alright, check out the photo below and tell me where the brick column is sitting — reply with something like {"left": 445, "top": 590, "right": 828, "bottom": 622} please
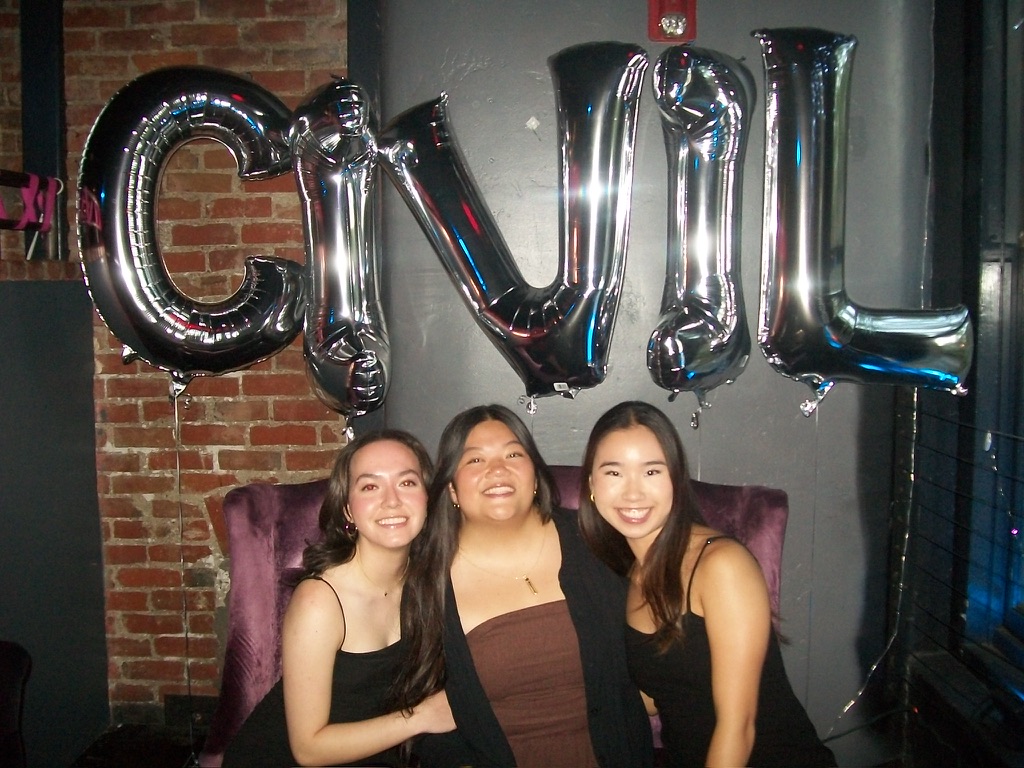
{"left": 62, "top": 0, "right": 349, "bottom": 722}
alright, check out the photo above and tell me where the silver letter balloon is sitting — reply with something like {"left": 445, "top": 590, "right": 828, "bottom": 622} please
{"left": 754, "top": 28, "right": 973, "bottom": 416}
{"left": 647, "top": 45, "right": 754, "bottom": 409}
{"left": 291, "top": 79, "right": 390, "bottom": 420}
{"left": 77, "top": 67, "right": 305, "bottom": 397}
{"left": 379, "top": 42, "right": 648, "bottom": 401}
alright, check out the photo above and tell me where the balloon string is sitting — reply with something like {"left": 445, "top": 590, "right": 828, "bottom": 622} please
{"left": 805, "top": 408, "right": 820, "bottom": 703}
{"left": 694, "top": 415, "right": 703, "bottom": 481}
{"left": 825, "top": 390, "right": 917, "bottom": 739}
{"left": 825, "top": 545, "right": 906, "bottom": 738}
{"left": 171, "top": 388, "right": 200, "bottom": 766}
{"left": 918, "top": 0, "right": 937, "bottom": 306}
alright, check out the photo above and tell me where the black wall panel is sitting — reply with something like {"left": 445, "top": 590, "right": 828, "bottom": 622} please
{"left": 0, "top": 280, "right": 108, "bottom": 766}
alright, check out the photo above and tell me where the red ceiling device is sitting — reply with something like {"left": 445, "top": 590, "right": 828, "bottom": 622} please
{"left": 648, "top": 0, "right": 697, "bottom": 42}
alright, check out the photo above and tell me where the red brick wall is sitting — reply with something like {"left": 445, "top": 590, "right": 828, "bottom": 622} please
{"left": 0, "top": 1, "right": 20, "bottom": 266}
{"left": 52, "top": 0, "right": 348, "bottom": 722}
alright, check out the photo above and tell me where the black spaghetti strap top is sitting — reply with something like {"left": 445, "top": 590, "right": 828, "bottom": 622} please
{"left": 223, "top": 576, "right": 405, "bottom": 767}
{"left": 685, "top": 535, "right": 729, "bottom": 613}
{"left": 626, "top": 537, "right": 836, "bottom": 767}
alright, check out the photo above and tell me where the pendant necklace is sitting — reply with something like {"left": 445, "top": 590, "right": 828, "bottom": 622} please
{"left": 356, "top": 553, "right": 404, "bottom": 598}
{"left": 458, "top": 526, "right": 547, "bottom": 595}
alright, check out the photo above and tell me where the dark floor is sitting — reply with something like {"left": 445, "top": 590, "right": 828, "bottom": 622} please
{"left": 71, "top": 724, "right": 205, "bottom": 768}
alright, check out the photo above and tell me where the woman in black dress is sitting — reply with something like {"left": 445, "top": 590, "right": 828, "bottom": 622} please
{"left": 578, "top": 402, "right": 836, "bottom": 767}
{"left": 224, "top": 429, "right": 454, "bottom": 767}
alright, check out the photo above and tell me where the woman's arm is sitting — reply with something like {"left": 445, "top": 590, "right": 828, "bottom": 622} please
{"left": 694, "top": 540, "right": 772, "bottom": 767}
{"left": 282, "top": 579, "right": 455, "bottom": 766}
{"left": 640, "top": 689, "right": 658, "bottom": 716}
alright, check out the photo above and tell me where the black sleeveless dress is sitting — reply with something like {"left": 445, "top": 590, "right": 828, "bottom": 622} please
{"left": 222, "top": 577, "right": 404, "bottom": 768}
{"left": 626, "top": 536, "right": 836, "bottom": 767}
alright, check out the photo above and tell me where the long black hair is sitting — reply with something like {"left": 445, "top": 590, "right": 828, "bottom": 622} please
{"left": 395, "top": 404, "right": 560, "bottom": 709}
{"left": 577, "top": 401, "right": 704, "bottom": 650}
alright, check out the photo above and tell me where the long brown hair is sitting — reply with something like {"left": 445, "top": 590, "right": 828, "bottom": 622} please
{"left": 395, "top": 404, "right": 560, "bottom": 709}
{"left": 300, "top": 429, "right": 433, "bottom": 575}
{"left": 578, "top": 401, "right": 704, "bottom": 650}
{"left": 298, "top": 429, "right": 446, "bottom": 719}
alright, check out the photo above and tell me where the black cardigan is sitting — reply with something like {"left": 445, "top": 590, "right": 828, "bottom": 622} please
{"left": 414, "top": 509, "right": 654, "bottom": 767}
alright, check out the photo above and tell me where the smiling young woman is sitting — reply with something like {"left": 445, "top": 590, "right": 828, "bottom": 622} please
{"left": 405, "top": 404, "right": 654, "bottom": 768}
{"left": 223, "top": 430, "right": 455, "bottom": 768}
{"left": 579, "top": 401, "right": 836, "bottom": 768}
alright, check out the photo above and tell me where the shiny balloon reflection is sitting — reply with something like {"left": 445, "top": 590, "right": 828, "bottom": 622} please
{"left": 754, "top": 28, "right": 973, "bottom": 415}
{"left": 648, "top": 45, "right": 753, "bottom": 409}
{"left": 291, "top": 79, "right": 390, "bottom": 419}
{"left": 77, "top": 67, "right": 305, "bottom": 395}
{"left": 78, "top": 38, "right": 973, "bottom": 418}
{"left": 380, "top": 42, "right": 648, "bottom": 399}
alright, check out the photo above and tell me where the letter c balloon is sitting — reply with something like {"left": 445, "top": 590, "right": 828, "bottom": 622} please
{"left": 77, "top": 66, "right": 305, "bottom": 396}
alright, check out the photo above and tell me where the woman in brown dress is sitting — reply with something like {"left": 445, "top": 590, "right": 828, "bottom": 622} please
{"left": 406, "top": 404, "right": 653, "bottom": 767}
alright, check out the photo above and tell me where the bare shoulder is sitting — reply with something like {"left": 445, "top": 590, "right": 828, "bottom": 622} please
{"left": 689, "top": 533, "right": 768, "bottom": 610}
{"left": 285, "top": 577, "right": 347, "bottom": 636}
{"left": 283, "top": 577, "right": 347, "bottom": 672}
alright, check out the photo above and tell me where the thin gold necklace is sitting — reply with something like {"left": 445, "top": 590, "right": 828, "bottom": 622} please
{"left": 355, "top": 553, "right": 405, "bottom": 597}
{"left": 458, "top": 526, "right": 547, "bottom": 595}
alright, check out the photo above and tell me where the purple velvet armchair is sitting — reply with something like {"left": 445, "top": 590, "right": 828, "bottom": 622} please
{"left": 199, "top": 468, "right": 789, "bottom": 766}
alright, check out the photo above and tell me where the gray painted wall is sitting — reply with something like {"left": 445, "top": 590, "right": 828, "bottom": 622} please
{"left": 378, "top": 1, "right": 936, "bottom": 763}
{"left": 0, "top": 281, "right": 108, "bottom": 766}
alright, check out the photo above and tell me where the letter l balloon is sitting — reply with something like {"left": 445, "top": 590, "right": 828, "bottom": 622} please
{"left": 754, "top": 28, "right": 973, "bottom": 415}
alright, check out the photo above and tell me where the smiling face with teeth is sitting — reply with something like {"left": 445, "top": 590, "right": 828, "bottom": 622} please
{"left": 343, "top": 439, "right": 429, "bottom": 552}
{"left": 588, "top": 424, "right": 674, "bottom": 558}
{"left": 449, "top": 419, "right": 539, "bottom": 528}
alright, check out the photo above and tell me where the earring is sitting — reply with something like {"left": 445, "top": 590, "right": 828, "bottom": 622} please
{"left": 342, "top": 519, "right": 358, "bottom": 540}
{"left": 589, "top": 491, "right": 595, "bottom": 503}
{"left": 453, "top": 501, "right": 460, "bottom": 510}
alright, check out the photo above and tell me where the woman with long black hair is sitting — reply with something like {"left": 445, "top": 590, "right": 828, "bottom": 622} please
{"left": 406, "top": 404, "right": 653, "bottom": 767}
{"left": 578, "top": 401, "right": 835, "bottom": 767}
